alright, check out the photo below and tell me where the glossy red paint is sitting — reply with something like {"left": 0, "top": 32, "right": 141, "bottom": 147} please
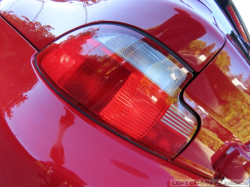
{"left": 175, "top": 39, "right": 250, "bottom": 179}
{"left": 0, "top": 17, "right": 223, "bottom": 186}
{"left": 0, "top": 105, "right": 47, "bottom": 186}
{"left": 0, "top": 0, "right": 225, "bottom": 72}
{"left": 0, "top": 0, "right": 250, "bottom": 185}
{"left": 211, "top": 142, "right": 250, "bottom": 183}
{"left": 0, "top": 16, "right": 37, "bottom": 119}
{"left": 0, "top": 17, "right": 44, "bottom": 186}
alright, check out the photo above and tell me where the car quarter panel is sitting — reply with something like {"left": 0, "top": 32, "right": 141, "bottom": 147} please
{"left": 0, "top": 16, "right": 222, "bottom": 187}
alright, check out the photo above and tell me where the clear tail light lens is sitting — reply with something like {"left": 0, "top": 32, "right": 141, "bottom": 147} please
{"left": 36, "top": 24, "right": 197, "bottom": 159}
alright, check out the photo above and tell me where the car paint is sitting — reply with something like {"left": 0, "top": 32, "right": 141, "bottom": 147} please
{"left": 0, "top": 0, "right": 225, "bottom": 72}
{"left": 0, "top": 0, "right": 249, "bottom": 185}
{"left": 0, "top": 16, "right": 223, "bottom": 187}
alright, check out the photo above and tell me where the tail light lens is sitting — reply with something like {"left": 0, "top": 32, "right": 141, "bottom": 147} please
{"left": 36, "top": 24, "right": 197, "bottom": 159}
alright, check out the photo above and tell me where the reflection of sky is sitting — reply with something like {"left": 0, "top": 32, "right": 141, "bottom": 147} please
{"left": 0, "top": 0, "right": 204, "bottom": 42}
{"left": 0, "top": 0, "right": 107, "bottom": 36}
{"left": 230, "top": 66, "right": 249, "bottom": 80}
{"left": 1, "top": 0, "right": 44, "bottom": 20}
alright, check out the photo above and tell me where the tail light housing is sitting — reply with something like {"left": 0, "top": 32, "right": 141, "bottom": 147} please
{"left": 36, "top": 24, "right": 197, "bottom": 159}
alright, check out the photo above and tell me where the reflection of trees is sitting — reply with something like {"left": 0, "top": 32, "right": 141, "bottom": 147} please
{"left": 196, "top": 128, "right": 223, "bottom": 151}
{"left": 2, "top": 0, "right": 105, "bottom": 49}
{"left": 181, "top": 49, "right": 250, "bottom": 175}
{"left": 199, "top": 50, "right": 250, "bottom": 144}
{"left": 213, "top": 51, "right": 250, "bottom": 143}
{"left": 184, "top": 40, "right": 206, "bottom": 55}
{"left": 179, "top": 40, "right": 216, "bottom": 61}
{"left": 218, "top": 92, "right": 250, "bottom": 143}
{"left": 184, "top": 49, "right": 249, "bottom": 153}
{"left": 1, "top": 10, "right": 55, "bottom": 40}
{"left": 182, "top": 47, "right": 233, "bottom": 151}
{"left": 2, "top": 92, "right": 28, "bottom": 119}
{"left": 184, "top": 106, "right": 234, "bottom": 152}
{"left": 0, "top": 19, "right": 38, "bottom": 118}
{"left": 215, "top": 51, "right": 231, "bottom": 74}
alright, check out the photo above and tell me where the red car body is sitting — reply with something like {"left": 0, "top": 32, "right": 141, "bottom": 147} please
{"left": 0, "top": 0, "right": 249, "bottom": 186}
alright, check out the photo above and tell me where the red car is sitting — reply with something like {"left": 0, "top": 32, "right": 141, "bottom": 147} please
{"left": 0, "top": 0, "right": 249, "bottom": 186}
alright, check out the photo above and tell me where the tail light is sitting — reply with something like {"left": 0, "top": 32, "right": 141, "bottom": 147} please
{"left": 36, "top": 24, "right": 197, "bottom": 159}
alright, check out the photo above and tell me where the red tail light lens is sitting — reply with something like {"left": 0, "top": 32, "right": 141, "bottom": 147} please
{"left": 36, "top": 24, "right": 197, "bottom": 159}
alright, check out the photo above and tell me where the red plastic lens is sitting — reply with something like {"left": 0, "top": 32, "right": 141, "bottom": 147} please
{"left": 37, "top": 25, "right": 197, "bottom": 159}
